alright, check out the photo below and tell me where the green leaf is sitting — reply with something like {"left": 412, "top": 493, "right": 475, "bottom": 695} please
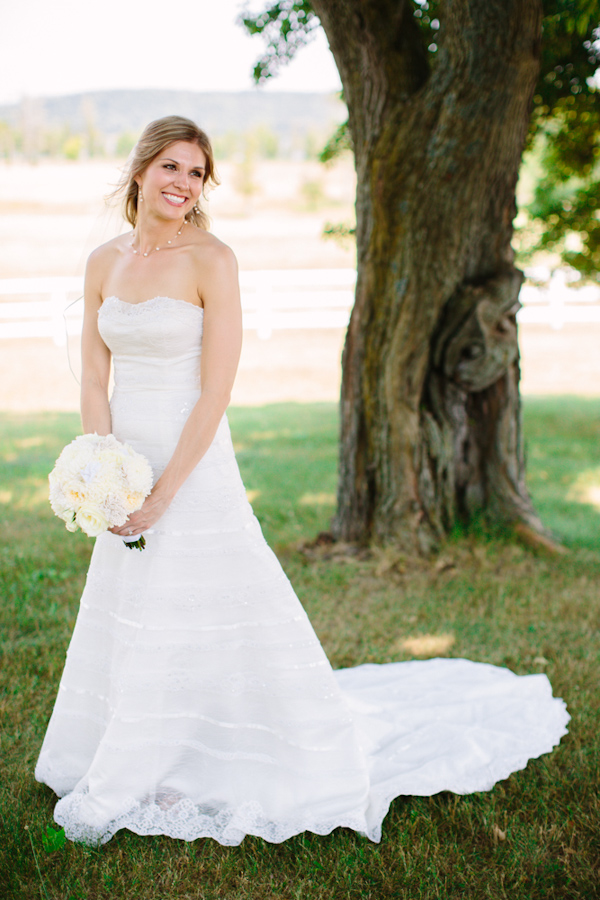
{"left": 239, "top": 1, "right": 319, "bottom": 82}
{"left": 41, "top": 825, "right": 66, "bottom": 853}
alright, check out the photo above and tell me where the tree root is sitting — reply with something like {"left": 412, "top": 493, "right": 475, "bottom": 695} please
{"left": 513, "top": 521, "right": 569, "bottom": 556}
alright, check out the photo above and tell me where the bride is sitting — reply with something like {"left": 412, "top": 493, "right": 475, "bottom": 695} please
{"left": 36, "top": 115, "right": 569, "bottom": 846}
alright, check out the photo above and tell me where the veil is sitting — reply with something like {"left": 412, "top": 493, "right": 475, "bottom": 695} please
{"left": 63, "top": 161, "right": 132, "bottom": 385}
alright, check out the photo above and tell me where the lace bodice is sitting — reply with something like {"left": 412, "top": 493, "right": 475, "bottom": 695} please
{"left": 98, "top": 296, "right": 204, "bottom": 392}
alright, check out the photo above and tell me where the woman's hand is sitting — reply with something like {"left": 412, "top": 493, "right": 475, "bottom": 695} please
{"left": 110, "top": 485, "right": 173, "bottom": 537}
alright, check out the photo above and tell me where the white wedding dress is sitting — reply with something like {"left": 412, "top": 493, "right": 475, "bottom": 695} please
{"left": 36, "top": 295, "right": 570, "bottom": 846}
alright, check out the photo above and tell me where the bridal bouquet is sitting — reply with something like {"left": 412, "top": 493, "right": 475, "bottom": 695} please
{"left": 48, "top": 433, "right": 153, "bottom": 550}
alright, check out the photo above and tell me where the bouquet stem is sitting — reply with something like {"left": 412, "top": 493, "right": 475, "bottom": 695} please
{"left": 124, "top": 535, "right": 146, "bottom": 551}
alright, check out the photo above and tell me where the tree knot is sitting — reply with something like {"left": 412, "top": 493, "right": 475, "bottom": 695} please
{"left": 433, "top": 269, "right": 523, "bottom": 392}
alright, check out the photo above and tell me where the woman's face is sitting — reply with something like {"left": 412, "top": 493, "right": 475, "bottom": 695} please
{"left": 136, "top": 141, "right": 207, "bottom": 220}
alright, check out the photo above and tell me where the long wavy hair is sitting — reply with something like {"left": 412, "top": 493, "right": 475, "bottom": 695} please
{"left": 110, "top": 116, "right": 219, "bottom": 230}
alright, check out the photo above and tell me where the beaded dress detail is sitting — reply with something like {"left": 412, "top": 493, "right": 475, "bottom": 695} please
{"left": 35, "top": 296, "right": 570, "bottom": 846}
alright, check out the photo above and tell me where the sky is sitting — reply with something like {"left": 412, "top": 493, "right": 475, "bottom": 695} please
{"left": 0, "top": 0, "right": 342, "bottom": 105}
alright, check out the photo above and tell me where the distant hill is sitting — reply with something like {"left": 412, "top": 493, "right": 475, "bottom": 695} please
{"left": 0, "top": 90, "right": 346, "bottom": 143}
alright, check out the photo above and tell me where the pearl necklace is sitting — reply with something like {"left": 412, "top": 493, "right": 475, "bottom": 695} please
{"left": 131, "top": 220, "right": 186, "bottom": 257}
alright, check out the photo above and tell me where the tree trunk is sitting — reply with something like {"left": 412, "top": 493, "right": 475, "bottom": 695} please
{"left": 311, "top": 0, "right": 545, "bottom": 550}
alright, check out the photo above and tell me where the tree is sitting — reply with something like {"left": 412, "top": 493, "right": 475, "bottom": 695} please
{"left": 242, "top": 0, "right": 600, "bottom": 552}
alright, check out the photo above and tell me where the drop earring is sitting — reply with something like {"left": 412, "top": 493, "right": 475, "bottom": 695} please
{"left": 139, "top": 188, "right": 144, "bottom": 203}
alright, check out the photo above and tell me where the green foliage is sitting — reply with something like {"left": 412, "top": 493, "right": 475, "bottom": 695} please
{"left": 525, "top": 132, "right": 600, "bottom": 277}
{"left": 250, "top": 123, "right": 280, "bottom": 159}
{"left": 239, "top": 1, "right": 320, "bottom": 82}
{"left": 300, "top": 177, "right": 326, "bottom": 209}
{"left": 115, "top": 130, "right": 139, "bottom": 158}
{"left": 212, "top": 129, "right": 241, "bottom": 160}
{"left": 531, "top": 0, "right": 600, "bottom": 140}
{"left": 523, "top": 2, "right": 600, "bottom": 278}
{"left": 61, "top": 135, "right": 83, "bottom": 161}
{"left": 242, "top": 1, "right": 441, "bottom": 89}
{"left": 1, "top": 402, "right": 600, "bottom": 898}
{"left": 233, "top": 141, "right": 258, "bottom": 199}
{"left": 0, "top": 92, "right": 337, "bottom": 163}
{"left": 84, "top": 127, "right": 104, "bottom": 159}
{"left": 0, "top": 119, "right": 17, "bottom": 158}
{"left": 41, "top": 825, "right": 66, "bottom": 853}
{"left": 213, "top": 126, "right": 280, "bottom": 162}
{"left": 323, "top": 220, "right": 356, "bottom": 245}
{"left": 319, "top": 117, "right": 352, "bottom": 164}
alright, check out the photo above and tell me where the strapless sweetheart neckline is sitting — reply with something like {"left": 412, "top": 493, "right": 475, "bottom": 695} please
{"left": 103, "top": 295, "right": 204, "bottom": 313}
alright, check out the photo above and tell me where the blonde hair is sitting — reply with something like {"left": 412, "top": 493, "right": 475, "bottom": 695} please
{"left": 111, "top": 116, "right": 219, "bottom": 230}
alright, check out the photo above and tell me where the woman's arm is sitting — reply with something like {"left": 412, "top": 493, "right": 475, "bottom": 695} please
{"left": 113, "top": 242, "right": 242, "bottom": 536}
{"left": 80, "top": 249, "right": 112, "bottom": 435}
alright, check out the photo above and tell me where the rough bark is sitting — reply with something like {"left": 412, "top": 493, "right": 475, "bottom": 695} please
{"left": 311, "top": 0, "right": 545, "bottom": 550}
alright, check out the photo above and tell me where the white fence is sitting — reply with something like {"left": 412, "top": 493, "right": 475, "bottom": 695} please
{"left": 0, "top": 277, "right": 83, "bottom": 345}
{"left": 1, "top": 269, "right": 599, "bottom": 346}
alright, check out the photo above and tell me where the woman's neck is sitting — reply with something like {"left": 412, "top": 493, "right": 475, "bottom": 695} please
{"left": 131, "top": 213, "right": 187, "bottom": 257}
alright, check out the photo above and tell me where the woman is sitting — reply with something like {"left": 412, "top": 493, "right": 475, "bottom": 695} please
{"left": 36, "top": 116, "right": 569, "bottom": 846}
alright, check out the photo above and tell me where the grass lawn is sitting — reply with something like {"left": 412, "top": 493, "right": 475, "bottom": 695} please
{"left": 1, "top": 397, "right": 599, "bottom": 900}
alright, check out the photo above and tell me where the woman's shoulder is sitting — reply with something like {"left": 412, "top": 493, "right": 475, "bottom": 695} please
{"left": 85, "top": 233, "right": 131, "bottom": 302}
{"left": 187, "top": 228, "right": 238, "bottom": 273}
{"left": 87, "top": 232, "right": 129, "bottom": 271}
{"left": 188, "top": 227, "right": 234, "bottom": 255}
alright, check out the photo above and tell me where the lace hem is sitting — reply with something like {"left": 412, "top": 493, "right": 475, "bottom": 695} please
{"left": 43, "top": 700, "right": 569, "bottom": 849}
{"left": 50, "top": 789, "right": 374, "bottom": 847}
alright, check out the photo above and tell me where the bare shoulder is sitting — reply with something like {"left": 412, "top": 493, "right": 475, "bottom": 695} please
{"left": 86, "top": 233, "right": 128, "bottom": 286}
{"left": 187, "top": 230, "right": 239, "bottom": 310}
{"left": 84, "top": 235, "right": 127, "bottom": 305}
{"left": 188, "top": 229, "right": 238, "bottom": 276}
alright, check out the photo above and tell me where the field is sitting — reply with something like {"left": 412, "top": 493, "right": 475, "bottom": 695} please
{"left": 1, "top": 397, "right": 600, "bottom": 899}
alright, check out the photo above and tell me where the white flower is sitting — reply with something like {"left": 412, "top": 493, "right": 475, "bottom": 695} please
{"left": 96, "top": 448, "right": 125, "bottom": 470}
{"left": 101, "top": 493, "right": 129, "bottom": 526}
{"left": 79, "top": 459, "right": 102, "bottom": 483}
{"left": 54, "top": 437, "right": 95, "bottom": 479}
{"left": 75, "top": 506, "right": 109, "bottom": 537}
{"left": 48, "top": 478, "right": 71, "bottom": 519}
{"left": 124, "top": 455, "right": 154, "bottom": 494}
{"left": 48, "top": 432, "right": 153, "bottom": 546}
{"left": 123, "top": 490, "right": 146, "bottom": 513}
{"left": 61, "top": 479, "right": 89, "bottom": 507}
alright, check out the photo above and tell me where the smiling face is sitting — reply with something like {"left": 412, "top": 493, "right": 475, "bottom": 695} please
{"left": 135, "top": 141, "right": 207, "bottom": 221}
